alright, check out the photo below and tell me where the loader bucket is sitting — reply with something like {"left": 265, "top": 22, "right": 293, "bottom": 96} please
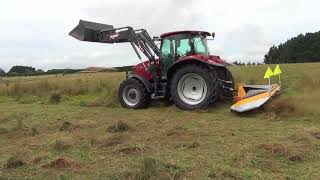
{"left": 69, "top": 20, "right": 114, "bottom": 42}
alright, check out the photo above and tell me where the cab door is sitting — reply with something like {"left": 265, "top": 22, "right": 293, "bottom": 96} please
{"left": 160, "top": 39, "right": 175, "bottom": 80}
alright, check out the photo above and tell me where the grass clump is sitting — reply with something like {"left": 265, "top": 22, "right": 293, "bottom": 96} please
{"left": 53, "top": 139, "right": 72, "bottom": 151}
{"left": 207, "top": 166, "right": 242, "bottom": 179}
{"left": 107, "top": 120, "right": 129, "bottom": 133}
{"left": 116, "top": 144, "right": 146, "bottom": 155}
{"left": 0, "top": 127, "right": 9, "bottom": 134}
{"left": 16, "top": 95, "right": 40, "bottom": 104}
{"left": 122, "top": 158, "right": 186, "bottom": 179}
{"left": 5, "top": 156, "right": 25, "bottom": 168}
{"left": 60, "top": 121, "right": 73, "bottom": 131}
{"left": 15, "top": 119, "right": 27, "bottom": 131}
{"left": 257, "top": 143, "right": 304, "bottom": 162}
{"left": 49, "top": 91, "right": 61, "bottom": 104}
{"left": 29, "top": 127, "right": 39, "bottom": 136}
{"left": 166, "top": 126, "right": 187, "bottom": 137}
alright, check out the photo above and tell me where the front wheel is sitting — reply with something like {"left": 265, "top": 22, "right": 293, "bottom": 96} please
{"left": 170, "top": 64, "right": 219, "bottom": 110}
{"left": 118, "top": 78, "right": 150, "bottom": 109}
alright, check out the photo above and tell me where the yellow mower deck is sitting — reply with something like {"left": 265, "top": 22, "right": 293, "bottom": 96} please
{"left": 231, "top": 84, "right": 281, "bottom": 113}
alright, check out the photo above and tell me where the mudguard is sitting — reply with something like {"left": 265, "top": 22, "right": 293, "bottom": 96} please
{"left": 167, "top": 55, "right": 229, "bottom": 80}
{"left": 128, "top": 74, "right": 153, "bottom": 93}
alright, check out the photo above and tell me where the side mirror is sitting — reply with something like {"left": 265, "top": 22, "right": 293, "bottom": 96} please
{"left": 153, "top": 36, "right": 161, "bottom": 41}
{"left": 212, "top": 32, "right": 215, "bottom": 39}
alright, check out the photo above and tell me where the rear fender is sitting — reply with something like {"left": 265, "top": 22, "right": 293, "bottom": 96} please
{"left": 167, "top": 58, "right": 226, "bottom": 80}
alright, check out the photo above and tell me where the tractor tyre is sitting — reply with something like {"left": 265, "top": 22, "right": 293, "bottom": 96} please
{"left": 170, "top": 64, "right": 219, "bottom": 110}
{"left": 118, "top": 78, "right": 150, "bottom": 109}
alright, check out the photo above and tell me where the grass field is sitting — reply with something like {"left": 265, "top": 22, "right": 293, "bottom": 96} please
{"left": 0, "top": 63, "right": 320, "bottom": 179}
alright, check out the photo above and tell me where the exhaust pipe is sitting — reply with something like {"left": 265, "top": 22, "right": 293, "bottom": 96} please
{"left": 69, "top": 20, "right": 114, "bottom": 42}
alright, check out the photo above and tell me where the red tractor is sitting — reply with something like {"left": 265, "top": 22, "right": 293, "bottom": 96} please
{"left": 70, "top": 20, "right": 234, "bottom": 110}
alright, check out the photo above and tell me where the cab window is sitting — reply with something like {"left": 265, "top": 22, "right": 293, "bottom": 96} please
{"left": 176, "top": 39, "right": 191, "bottom": 56}
{"left": 194, "top": 37, "right": 206, "bottom": 54}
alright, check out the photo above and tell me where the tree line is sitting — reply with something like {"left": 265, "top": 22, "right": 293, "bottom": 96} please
{"left": 264, "top": 31, "right": 320, "bottom": 64}
{"left": 0, "top": 66, "right": 82, "bottom": 77}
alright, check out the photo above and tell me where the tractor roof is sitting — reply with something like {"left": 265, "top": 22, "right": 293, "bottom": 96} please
{"left": 160, "top": 31, "right": 211, "bottom": 38}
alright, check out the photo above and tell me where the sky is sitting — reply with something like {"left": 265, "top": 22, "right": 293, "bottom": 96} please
{"left": 0, "top": 0, "right": 319, "bottom": 71}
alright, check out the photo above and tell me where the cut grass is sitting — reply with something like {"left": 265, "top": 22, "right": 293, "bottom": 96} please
{"left": 0, "top": 63, "right": 320, "bottom": 179}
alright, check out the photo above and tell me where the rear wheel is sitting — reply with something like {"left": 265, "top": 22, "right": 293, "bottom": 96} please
{"left": 118, "top": 78, "right": 150, "bottom": 109}
{"left": 170, "top": 64, "right": 219, "bottom": 110}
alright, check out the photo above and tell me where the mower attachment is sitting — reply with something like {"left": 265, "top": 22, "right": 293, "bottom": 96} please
{"left": 231, "top": 84, "right": 281, "bottom": 113}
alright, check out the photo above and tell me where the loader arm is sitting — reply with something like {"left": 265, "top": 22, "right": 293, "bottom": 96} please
{"left": 69, "top": 20, "right": 160, "bottom": 64}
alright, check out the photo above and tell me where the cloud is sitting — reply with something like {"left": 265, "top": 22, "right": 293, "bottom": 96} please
{"left": 0, "top": 0, "right": 319, "bottom": 71}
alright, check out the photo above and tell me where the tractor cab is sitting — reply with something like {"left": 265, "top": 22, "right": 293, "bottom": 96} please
{"left": 159, "top": 31, "right": 213, "bottom": 79}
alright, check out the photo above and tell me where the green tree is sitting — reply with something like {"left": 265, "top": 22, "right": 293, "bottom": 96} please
{"left": 264, "top": 45, "right": 280, "bottom": 64}
{"left": 264, "top": 31, "right": 320, "bottom": 64}
{"left": 8, "top": 66, "right": 36, "bottom": 74}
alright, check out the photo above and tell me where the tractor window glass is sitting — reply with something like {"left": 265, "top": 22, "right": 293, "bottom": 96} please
{"left": 194, "top": 37, "right": 206, "bottom": 54}
{"left": 161, "top": 39, "right": 171, "bottom": 57}
{"left": 160, "top": 38, "right": 175, "bottom": 79}
{"left": 176, "top": 39, "right": 191, "bottom": 56}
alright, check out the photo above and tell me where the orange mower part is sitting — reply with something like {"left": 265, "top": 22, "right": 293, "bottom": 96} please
{"left": 231, "top": 84, "right": 281, "bottom": 113}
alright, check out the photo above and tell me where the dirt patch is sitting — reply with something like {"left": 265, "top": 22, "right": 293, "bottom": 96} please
{"left": 5, "top": 157, "right": 25, "bottom": 169}
{"left": 107, "top": 120, "right": 129, "bottom": 133}
{"left": 43, "top": 158, "right": 80, "bottom": 170}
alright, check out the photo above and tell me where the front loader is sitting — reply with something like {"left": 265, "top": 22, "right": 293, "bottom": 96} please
{"left": 69, "top": 20, "right": 236, "bottom": 110}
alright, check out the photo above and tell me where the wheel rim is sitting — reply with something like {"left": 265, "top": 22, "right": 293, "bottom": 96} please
{"left": 122, "top": 85, "right": 140, "bottom": 106}
{"left": 177, "top": 73, "right": 208, "bottom": 105}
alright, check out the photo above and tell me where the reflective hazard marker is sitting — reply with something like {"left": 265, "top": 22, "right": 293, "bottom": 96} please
{"left": 264, "top": 67, "right": 274, "bottom": 85}
{"left": 274, "top": 64, "right": 282, "bottom": 86}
